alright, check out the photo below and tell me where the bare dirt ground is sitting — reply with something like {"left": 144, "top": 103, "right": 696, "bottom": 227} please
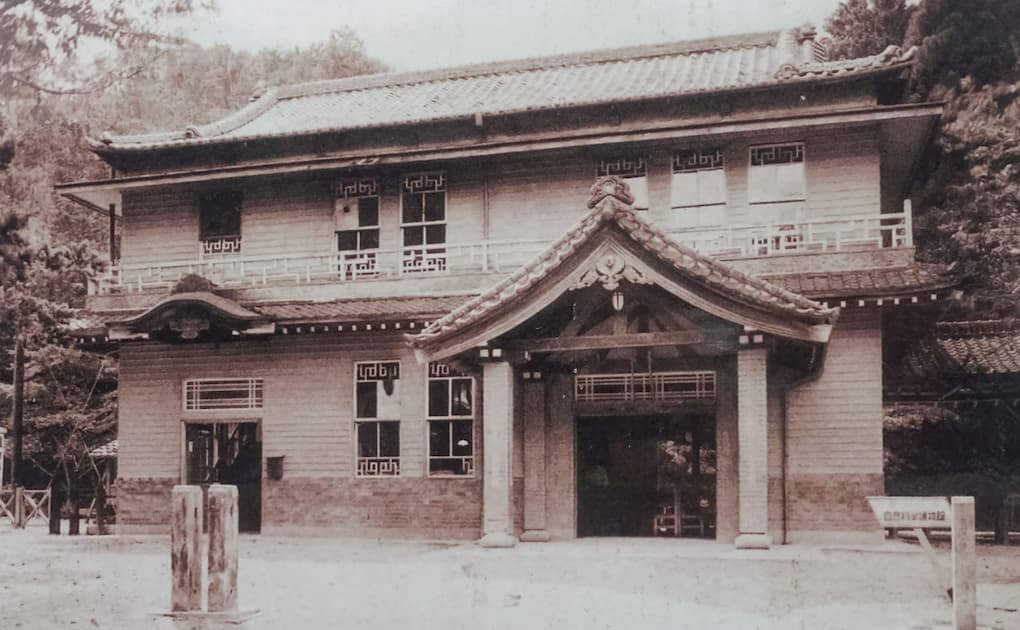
{"left": 1, "top": 528, "right": 1018, "bottom": 629}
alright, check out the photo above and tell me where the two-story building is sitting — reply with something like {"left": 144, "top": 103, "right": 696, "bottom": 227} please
{"left": 60, "top": 26, "right": 956, "bottom": 547}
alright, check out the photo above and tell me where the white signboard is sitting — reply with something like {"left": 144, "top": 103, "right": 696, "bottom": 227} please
{"left": 866, "top": 495, "right": 952, "bottom": 529}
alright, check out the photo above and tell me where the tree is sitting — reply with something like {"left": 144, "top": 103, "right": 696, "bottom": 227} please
{"left": 0, "top": 0, "right": 214, "bottom": 95}
{"left": 824, "top": 0, "right": 915, "bottom": 60}
{"left": 905, "top": 0, "right": 1020, "bottom": 95}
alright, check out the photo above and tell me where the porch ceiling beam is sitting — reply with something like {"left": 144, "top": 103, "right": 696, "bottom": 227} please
{"left": 504, "top": 330, "right": 717, "bottom": 353}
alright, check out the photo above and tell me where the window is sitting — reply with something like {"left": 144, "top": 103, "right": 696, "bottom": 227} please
{"left": 749, "top": 143, "right": 806, "bottom": 223}
{"left": 356, "top": 421, "right": 400, "bottom": 476}
{"left": 198, "top": 191, "right": 242, "bottom": 256}
{"left": 354, "top": 361, "right": 401, "bottom": 476}
{"left": 596, "top": 157, "right": 648, "bottom": 210}
{"left": 401, "top": 173, "right": 446, "bottom": 273}
{"left": 184, "top": 378, "right": 263, "bottom": 411}
{"left": 427, "top": 363, "right": 474, "bottom": 476}
{"left": 334, "top": 178, "right": 380, "bottom": 278}
{"left": 671, "top": 150, "right": 725, "bottom": 229}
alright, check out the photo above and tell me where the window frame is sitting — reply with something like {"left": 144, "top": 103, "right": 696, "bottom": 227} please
{"left": 400, "top": 172, "right": 447, "bottom": 274}
{"left": 352, "top": 360, "right": 402, "bottom": 477}
{"left": 334, "top": 178, "right": 382, "bottom": 278}
{"left": 354, "top": 419, "right": 401, "bottom": 477}
{"left": 747, "top": 142, "right": 806, "bottom": 207}
{"left": 670, "top": 149, "right": 727, "bottom": 229}
{"left": 197, "top": 190, "right": 243, "bottom": 257}
{"left": 182, "top": 378, "right": 263, "bottom": 412}
{"left": 425, "top": 363, "right": 476, "bottom": 478}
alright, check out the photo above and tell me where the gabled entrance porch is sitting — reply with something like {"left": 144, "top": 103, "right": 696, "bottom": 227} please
{"left": 408, "top": 177, "right": 839, "bottom": 549}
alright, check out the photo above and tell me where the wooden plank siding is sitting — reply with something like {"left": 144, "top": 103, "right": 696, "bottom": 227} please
{"left": 785, "top": 309, "right": 883, "bottom": 475}
{"left": 118, "top": 126, "right": 886, "bottom": 273}
{"left": 117, "top": 335, "right": 452, "bottom": 481}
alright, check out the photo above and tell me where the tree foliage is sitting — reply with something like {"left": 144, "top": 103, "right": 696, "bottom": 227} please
{"left": 905, "top": 0, "right": 1020, "bottom": 95}
{"left": 0, "top": 4, "right": 384, "bottom": 492}
{"left": 825, "top": 0, "right": 915, "bottom": 60}
{"left": 0, "top": 0, "right": 214, "bottom": 94}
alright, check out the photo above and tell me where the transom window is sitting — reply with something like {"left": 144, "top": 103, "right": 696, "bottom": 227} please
{"left": 354, "top": 361, "right": 401, "bottom": 476}
{"left": 198, "top": 191, "right": 242, "bottom": 257}
{"left": 334, "top": 177, "right": 380, "bottom": 278}
{"left": 596, "top": 157, "right": 648, "bottom": 210}
{"left": 401, "top": 173, "right": 446, "bottom": 274}
{"left": 184, "top": 378, "right": 263, "bottom": 411}
{"left": 427, "top": 362, "right": 474, "bottom": 477}
{"left": 670, "top": 150, "right": 725, "bottom": 229}
{"left": 749, "top": 143, "right": 806, "bottom": 224}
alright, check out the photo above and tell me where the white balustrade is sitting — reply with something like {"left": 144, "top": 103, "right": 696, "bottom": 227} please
{"left": 91, "top": 210, "right": 912, "bottom": 295}
{"left": 667, "top": 211, "right": 912, "bottom": 258}
{"left": 92, "top": 238, "right": 550, "bottom": 294}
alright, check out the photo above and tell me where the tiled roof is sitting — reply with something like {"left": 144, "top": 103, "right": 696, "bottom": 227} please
{"left": 122, "top": 291, "right": 264, "bottom": 327}
{"left": 411, "top": 194, "right": 838, "bottom": 349}
{"left": 91, "top": 28, "right": 916, "bottom": 152}
{"left": 71, "top": 294, "right": 472, "bottom": 337}
{"left": 252, "top": 295, "right": 470, "bottom": 323}
{"left": 89, "top": 439, "right": 118, "bottom": 459}
{"left": 762, "top": 263, "right": 957, "bottom": 298}
{"left": 899, "top": 320, "right": 1020, "bottom": 379}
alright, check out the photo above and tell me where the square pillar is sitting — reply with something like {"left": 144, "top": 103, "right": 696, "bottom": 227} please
{"left": 520, "top": 375, "right": 550, "bottom": 542}
{"left": 479, "top": 360, "right": 516, "bottom": 547}
{"left": 735, "top": 346, "right": 771, "bottom": 549}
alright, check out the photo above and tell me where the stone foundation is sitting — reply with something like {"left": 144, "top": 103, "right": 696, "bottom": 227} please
{"left": 261, "top": 477, "right": 482, "bottom": 539}
{"left": 115, "top": 477, "right": 176, "bottom": 533}
{"left": 786, "top": 472, "right": 884, "bottom": 543}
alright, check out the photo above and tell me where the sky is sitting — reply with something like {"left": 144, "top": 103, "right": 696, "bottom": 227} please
{"left": 176, "top": 0, "right": 844, "bottom": 72}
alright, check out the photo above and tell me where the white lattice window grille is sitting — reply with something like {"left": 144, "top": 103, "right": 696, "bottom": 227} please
{"left": 184, "top": 378, "right": 263, "bottom": 411}
{"left": 400, "top": 173, "right": 447, "bottom": 274}
{"left": 671, "top": 150, "right": 726, "bottom": 229}
{"left": 355, "top": 421, "right": 400, "bottom": 477}
{"left": 355, "top": 361, "right": 401, "bottom": 420}
{"left": 597, "top": 157, "right": 648, "bottom": 210}
{"left": 748, "top": 143, "right": 806, "bottom": 210}
{"left": 334, "top": 177, "right": 381, "bottom": 279}
{"left": 427, "top": 362, "right": 474, "bottom": 476}
{"left": 198, "top": 191, "right": 243, "bottom": 258}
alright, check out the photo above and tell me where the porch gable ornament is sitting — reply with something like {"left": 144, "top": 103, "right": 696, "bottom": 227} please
{"left": 169, "top": 314, "right": 212, "bottom": 340}
{"left": 587, "top": 175, "right": 634, "bottom": 209}
{"left": 572, "top": 251, "right": 651, "bottom": 291}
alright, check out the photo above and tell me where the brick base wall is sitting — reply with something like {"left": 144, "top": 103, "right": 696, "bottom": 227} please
{"left": 262, "top": 477, "right": 482, "bottom": 539}
{"left": 115, "top": 478, "right": 176, "bottom": 532}
{"left": 787, "top": 473, "right": 884, "bottom": 543}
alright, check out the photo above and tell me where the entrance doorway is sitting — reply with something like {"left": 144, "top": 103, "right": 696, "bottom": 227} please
{"left": 577, "top": 414, "right": 715, "bottom": 538}
{"left": 185, "top": 422, "right": 262, "bottom": 532}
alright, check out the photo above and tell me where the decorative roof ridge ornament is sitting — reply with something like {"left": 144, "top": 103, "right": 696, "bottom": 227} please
{"left": 571, "top": 248, "right": 652, "bottom": 292}
{"left": 587, "top": 175, "right": 634, "bottom": 210}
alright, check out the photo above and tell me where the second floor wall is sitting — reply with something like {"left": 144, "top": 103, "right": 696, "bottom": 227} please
{"left": 105, "top": 121, "right": 909, "bottom": 302}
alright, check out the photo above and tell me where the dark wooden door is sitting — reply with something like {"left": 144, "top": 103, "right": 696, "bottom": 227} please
{"left": 185, "top": 422, "right": 262, "bottom": 533}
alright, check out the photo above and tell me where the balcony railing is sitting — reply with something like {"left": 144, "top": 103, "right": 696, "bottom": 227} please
{"left": 92, "top": 210, "right": 913, "bottom": 295}
{"left": 92, "top": 239, "right": 551, "bottom": 295}
{"left": 666, "top": 210, "right": 912, "bottom": 258}
{"left": 575, "top": 371, "right": 717, "bottom": 403}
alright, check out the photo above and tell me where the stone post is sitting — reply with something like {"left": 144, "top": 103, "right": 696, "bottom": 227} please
{"left": 735, "top": 346, "right": 771, "bottom": 549}
{"left": 170, "top": 485, "right": 203, "bottom": 612}
{"left": 479, "top": 360, "right": 516, "bottom": 547}
{"left": 208, "top": 484, "right": 239, "bottom": 613}
{"left": 952, "top": 496, "right": 976, "bottom": 630}
{"left": 520, "top": 376, "right": 550, "bottom": 542}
